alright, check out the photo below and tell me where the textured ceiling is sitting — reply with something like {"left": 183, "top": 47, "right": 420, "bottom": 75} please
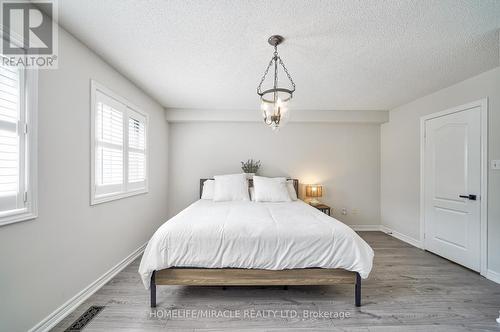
{"left": 58, "top": 0, "right": 500, "bottom": 111}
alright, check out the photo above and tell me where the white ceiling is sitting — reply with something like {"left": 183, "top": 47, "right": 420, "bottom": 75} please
{"left": 57, "top": 0, "right": 500, "bottom": 111}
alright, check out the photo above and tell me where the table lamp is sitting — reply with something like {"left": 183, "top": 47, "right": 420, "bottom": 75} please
{"left": 305, "top": 184, "right": 323, "bottom": 206}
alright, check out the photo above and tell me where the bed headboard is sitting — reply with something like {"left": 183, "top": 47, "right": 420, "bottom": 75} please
{"left": 200, "top": 178, "right": 299, "bottom": 199}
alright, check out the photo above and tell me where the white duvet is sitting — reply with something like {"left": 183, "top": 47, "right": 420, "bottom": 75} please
{"left": 139, "top": 200, "right": 374, "bottom": 289}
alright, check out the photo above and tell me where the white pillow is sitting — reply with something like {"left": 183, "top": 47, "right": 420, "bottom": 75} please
{"left": 213, "top": 173, "right": 250, "bottom": 202}
{"left": 253, "top": 176, "right": 291, "bottom": 202}
{"left": 201, "top": 180, "right": 214, "bottom": 199}
{"left": 287, "top": 180, "right": 298, "bottom": 200}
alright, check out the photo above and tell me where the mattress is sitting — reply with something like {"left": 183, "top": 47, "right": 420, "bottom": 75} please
{"left": 139, "top": 199, "right": 374, "bottom": 289}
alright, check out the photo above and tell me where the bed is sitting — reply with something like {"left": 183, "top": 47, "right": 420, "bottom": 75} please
{"left": 139, "top": 179, "right": 374, "bottom": 307}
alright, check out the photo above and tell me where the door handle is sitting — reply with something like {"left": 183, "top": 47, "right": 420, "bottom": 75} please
{"left": 459, "top": 194, "right": 477, "bottom": 200}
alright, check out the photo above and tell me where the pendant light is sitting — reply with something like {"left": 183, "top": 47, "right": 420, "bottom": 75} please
{"left": 256, "top": 35, "right": 296, "bottom": 130}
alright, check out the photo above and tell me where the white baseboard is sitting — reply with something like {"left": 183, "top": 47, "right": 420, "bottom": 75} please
{"left": 349, "top": 224, "right": 424, "bottom": 249}
{"left": 29, "top": 242, "right": 147, "bottom": 332}
{"left": 379, "top": 225, "right": 424, "bottom": 249}
{"left": 486, "top": 269, "right": 500, "bottom": 284}
{"left": 349, "top": 224, "right": 382, "bottom": 231}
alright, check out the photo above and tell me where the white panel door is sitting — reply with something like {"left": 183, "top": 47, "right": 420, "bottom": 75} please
{"left": 424, "top": 106, "right": 481, "bottom": 271}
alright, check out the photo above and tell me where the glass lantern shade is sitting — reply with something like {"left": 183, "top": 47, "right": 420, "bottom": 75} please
{"left": 260, "top": 96, "right": 291, "bottom": 131}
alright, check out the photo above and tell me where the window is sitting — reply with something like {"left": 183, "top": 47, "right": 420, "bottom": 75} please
{"left": 91, "top": 81, "right": 148, "bottom": 204}
{"left": 0, "top": 61, "right": 38, "bottom": 226}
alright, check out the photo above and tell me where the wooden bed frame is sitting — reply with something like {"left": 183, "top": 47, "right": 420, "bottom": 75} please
{"left": 150, "top": 178, "right": 362, "bottom": 307}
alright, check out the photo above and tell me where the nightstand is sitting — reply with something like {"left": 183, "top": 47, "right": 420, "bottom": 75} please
{"left": 311, "top": 203, "right": 331, "bottom": 216}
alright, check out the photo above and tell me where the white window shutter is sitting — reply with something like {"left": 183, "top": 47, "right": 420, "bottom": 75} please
{"left": 94, "top": 91, "right": 125, "bottom": 196}
{"left": 91, "top": 81, "right": 149, "bottom": 204}
{"left": 127, "top": 108, "right": 146, "bottom": 191}
{"left": 0, "top": 56, "right": 37, "bottom": 225}
{"left": 0, "top": 63, "right": 22, "bottom": 214}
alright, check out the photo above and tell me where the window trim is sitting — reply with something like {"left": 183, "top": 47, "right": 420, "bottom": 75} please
{"left": 90, "top": 80, "right": 149, "bottom": 205}
{"left": 0, "top": 66, "right": 38, "bottom": 227}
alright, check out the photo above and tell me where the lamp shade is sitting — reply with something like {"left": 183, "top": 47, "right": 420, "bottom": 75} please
{"left": 305, "top": 184, "right": 322, "bottom": 198}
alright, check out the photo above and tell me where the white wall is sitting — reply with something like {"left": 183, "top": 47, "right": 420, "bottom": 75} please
{"left": 0, "top": 29, "right": 169, "bottom": 332}
{"left": 381, "top": 66, "right": 500, "bottom": 274}
{"left": 168, "top": 122, "right": 381, "bottom": 228}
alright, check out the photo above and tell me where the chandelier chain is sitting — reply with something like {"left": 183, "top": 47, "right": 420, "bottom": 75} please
{"left": 278, "top": 57, "right": 296, "bottom": 91}
{"left": 257, "top": 57, "right": 274, "bottom": 94}
{"left": 257, "top": 54, "right": 296, "bottom": 94}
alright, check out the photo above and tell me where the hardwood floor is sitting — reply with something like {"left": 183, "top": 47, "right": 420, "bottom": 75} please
{"left": 52, "top": 232, "right": 500, "bottom": 331}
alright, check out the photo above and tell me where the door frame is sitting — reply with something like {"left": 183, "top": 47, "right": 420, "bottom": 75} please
{"left": 419, "top": 98, "right": 488, "bottom": 276}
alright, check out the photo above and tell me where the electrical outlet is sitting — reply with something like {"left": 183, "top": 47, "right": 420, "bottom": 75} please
{"left": 492, "top": 160, "right": 500, "bottom": 170}
{"left": 341, "top": 208, "right": 347, "bottom": 215}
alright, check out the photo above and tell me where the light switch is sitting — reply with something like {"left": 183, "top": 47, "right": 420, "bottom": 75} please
{"left": 492, "top": 160, "right": 500, "bottom": 170}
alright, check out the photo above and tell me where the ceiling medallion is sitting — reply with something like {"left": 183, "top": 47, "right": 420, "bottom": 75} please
{"left": 257, "top": 35, "right": 296, "bottom": 131}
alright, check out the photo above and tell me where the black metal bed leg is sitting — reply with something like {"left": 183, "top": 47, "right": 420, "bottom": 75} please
{"left": 150, "top": 271, "right": 157, "bottom": 308}
{"left": 355, "top": 272, "right": 361, "bottom": 307}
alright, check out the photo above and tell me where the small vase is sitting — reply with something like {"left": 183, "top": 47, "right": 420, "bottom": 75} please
{"left": 245, "top": 173, "right": 255, "bottom": 179}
